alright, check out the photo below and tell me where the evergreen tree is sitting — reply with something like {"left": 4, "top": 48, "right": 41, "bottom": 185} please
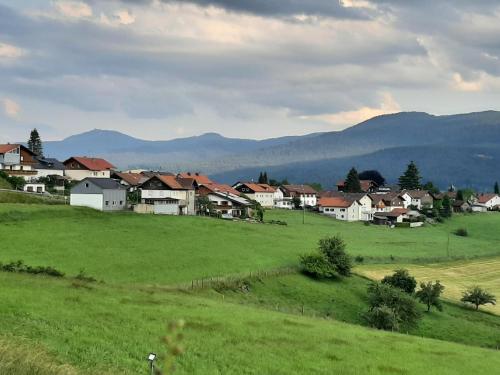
{"left": 27, "top": 128, "right": 43, "bottom": 156}
{"left": 344, "top": 167, "right": 362, "bottom": 193}
{"left": 456, "top": 190, "right": 464, "bottom": 201}
{"left": 442, "top": 195, "right": 452, "bottom": 218}
{"left": 262, "top": 172, "right": 268, "bottom": 184}
{"left": 398, "top": 161, "right": 421, "bottom": 190}
{"left": 359, "top": 170, "right": 386, "bottom": 186}
{"left": 495, "top": 182, "right": 499, "bottom": 194}
{"left": 258, "top": 172, "right": 264, "bottom": 184}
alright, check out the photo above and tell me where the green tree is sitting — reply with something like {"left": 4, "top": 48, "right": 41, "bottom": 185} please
{"left": 441, "top": 195, "right": 452, "bottom": 218}
{"left": 258, "top": 172, "right": 268, "bottom": 184}
{"left": 318, "top": 236, "right": 352, "bottom": 277}
{"left": 344, "top": 167, "right": 361, "bottom": 193}
{"left": 399, "top": 161, "right": 421, "bottom": 190}
{"left": 358, "top": 170, "right": 386, "bottom": 186}
{"left": 305, "top": 182, "right": 322, "bottom": 192}
{"left": 364, "top": 305, "right": 399, "bottom": 331}
{"left": 366, "top": 282, "right": 421, "bottom": 330}
{"left": 27, "top": 128, "right": 43, "bottom": 156}
{"left": 255, "top": 206, "right": 265, "bottom": 222}
{"left": 461, "top": 286, "right": 496, "bottom": 311}
{"left": 416, "top": 281, "right": 445, "bottom": 312}
{"left": 299, "top": 253, "right": 333, "bottom": 279}
{"left": 456, "top": 190, "right": 464, "bottom": 201}
{"left": 291, "top": 196, "right": 301, "bottom": 209}
{"left": 423, "top": 181, "right": 439, "bottom": 194}
{"left": 495, "top": 182, "right": 499, "bottom": 194}
{"left": 381, "top": 269, "right": 417, "bottom": 294}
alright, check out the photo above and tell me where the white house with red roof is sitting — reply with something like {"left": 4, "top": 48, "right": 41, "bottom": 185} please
{"left": 0, "top": 144, "right": 38, "bottom": 180}
{"left": 477, "top": 194, "right": 500, "bottom": 210}
{"left": 278, "top": 185, "right": 318, "bottom": 208}
{"left": 197, "top": 183, "right": 253, "bottom": 218}
{"left": 232, "top": 182, "right": 276, "bottom": 208}
{"left": 317, "top": 196, "right": 362, "bottom": 221}
{"left": 63, "top": 157, "right": 115, "bottom": 181}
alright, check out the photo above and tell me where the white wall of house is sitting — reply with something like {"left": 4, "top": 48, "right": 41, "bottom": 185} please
{"left": 34, "top": 169, "right": 65, "bottom": 179}
{"left": 24, "top": 183, "right": 45, "bottom": 193}
{"left": 483, "top": 196, "right": 500, "bottom": 209}
{"left": 358, "top": 195, "right": 373, "bottom": 221}
{"left": 274, "top": 198, "right": 293, "bottom": 209}
{"left": 153, "top": 201, "right": 181, "bottom": 215}
{"left": 300, "top": 193, "right": 317, "bottom": 207}
{"left": 141, "top": 189, "right": 187, "bottom": 201}
{"left": 70, "top": 194, "right": 103, "bottom": 210}
{"left": 320, "top": 203, "right": 361, "bottom": 221}
{"left": 246, "top": 192, "right": 274, "bottom": 208}
{"left": 400, "top": 193, "right": 412, "bottom": 209}
{"left": 65, "top": 169, "right": 110, "bottom": 181}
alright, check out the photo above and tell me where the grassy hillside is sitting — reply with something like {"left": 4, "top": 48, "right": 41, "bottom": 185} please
{"left": 0, "top": 191, "right": 65, "bottom": 204}
{"left": 198, "top": 273, "right": 500, "bottom": 349}
{"left": 0, "top": 176, "right": 12, "bottom": 189}
{"left": 1, "top": 206, "right": 500, "bottom": 286}
{"left": 1, "top": 272, "right": 500, "bottom": 374}
{"left": 358, "top": 258, "right": 500, "bottom": 315}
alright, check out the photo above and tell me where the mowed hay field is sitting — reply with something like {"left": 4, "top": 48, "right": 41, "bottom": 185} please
{"left": 1, "top": 205, "right": 500, "bottom": 286}
{"left": 358, "top": 257, "right": 500, "bottom": 315}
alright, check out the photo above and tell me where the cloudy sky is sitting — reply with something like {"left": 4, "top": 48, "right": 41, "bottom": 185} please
{"left": 1, "top": 0, "right": 499, "bottom": 142}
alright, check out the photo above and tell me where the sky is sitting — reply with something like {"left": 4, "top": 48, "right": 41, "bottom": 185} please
{"left": 1, "top": 0, "right": 500, "bottom": 142}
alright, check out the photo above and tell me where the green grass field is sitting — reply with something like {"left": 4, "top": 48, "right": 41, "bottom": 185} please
{"left": 358, "top": 258, "right": 500, "bottom": 315}
{"left": 1, "top": 204, "right": 500, "bottom": 373}
{"left": 0, "top": 191, "right": 65, "bottom": 204}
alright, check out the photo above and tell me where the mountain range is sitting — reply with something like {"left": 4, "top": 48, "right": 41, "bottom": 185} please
{"left": 41, "top": 111, "right": 500, "bottom": 190}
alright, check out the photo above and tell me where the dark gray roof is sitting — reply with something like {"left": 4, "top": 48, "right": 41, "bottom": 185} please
{"left": 82, "top": 178, "right": 125, "bottom": 190}
{"left": 34, "top": 157, "right": 65, "bottom": 170}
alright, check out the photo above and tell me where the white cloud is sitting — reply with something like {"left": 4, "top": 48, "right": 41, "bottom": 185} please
{"left": 54, "top": 1, "right": 92, "bottom": 19}
{"left": 2, "top": 98, "right": 21, "bottom": 118}
{"left": 0, "top": 42, "right": 24, "bottom": 59}
{"left": 100, "top": 9, "right": 136, "bottom": 26}
{"left": 304, "top": 93, "right": 401, "bottom": 128}
{"left": 339, "top": 0, "right": 376, "bottom": 10}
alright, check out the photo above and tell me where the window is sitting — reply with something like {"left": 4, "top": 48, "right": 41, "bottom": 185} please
{"left": 119, "top": 201, "right": 123, "bottom": 205}
{"left": 85, "top": 183, "right": 89, "bottom": 188}
{"left": 105, "top": 201, "right": 109, "bottom": 206}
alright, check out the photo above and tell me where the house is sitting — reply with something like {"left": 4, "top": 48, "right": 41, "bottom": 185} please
{"left": 369, "top": 193, "right": 405, "bottom": 212}
{"left": 64, "top": 157, "right": 115, "bottom": 181}
{"left": 471, "top": 203, "right": 488, "bottom": 212}
{"left": 232, "top": 182, "right": 276, "bottom": 208}
{"left": 32, "top": 157, "right": 65, "bottom": 180}
{"left": 70, "top": 178, "right": 127, "bottom": 211}
{"left": 477, "top": 194, "right": 500, "bottom": 210}
{"left": 400, "top": 190, "right": 433, "bottom": 210}
{"left": 452, "top": 200, "right": 471, "bottom": 213}
{"left": 0, "top": 144, "right": 38, "bottom": 180}
{"left": 321, "top": 191, "right": 373, "bottom": 221}
{"left": 337, "top": 179, "right": 378, "bottom": 193}
{"left": 23, "top": 183, "right": 45, "bottom": 194}
{"left": 177, "top": 172, "right": 213, "bottom": 189}
{"left": 373, "top": 208, "right": 409, "bottom": 225}
{"left": 198, "top": 183, "right": 252, "bottom": 218}
{"left": 273, "top": 186, "right": 293, "bottom": 209}
{"left": 111, "top": 172, "right": 148, "bottom": 192}
{"left": 138, "top": 175, "right": 196, "bottom": 215}
{"left": 317, "top": 197, "right": 362, "bottom": 222}
{"left": 279, "top": 185, "right": 318, "bottom": 208}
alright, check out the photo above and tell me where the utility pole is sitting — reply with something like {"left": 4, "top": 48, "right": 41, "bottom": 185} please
{"left": 446, "top": 233, "right": 450, "bottom": 258}
{"left": 302, "top": 184, "right": 305, "bottom": 224}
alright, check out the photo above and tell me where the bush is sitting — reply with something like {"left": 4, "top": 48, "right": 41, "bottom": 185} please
{"left": 299, "top": 253, "right": 334, "bottom": 279}
{"left": 75, "top": 269, "right": 97, "bottom": 283}
{"left": 318, "top": 236, "right": 352, "bottom": 277}
{"left": 455, "top": 228, "right": 468, "bottom": 237}
{"left": 354, "top": 255, "right": 364, "bottom": 263}
{"left": 367, "top": 282, "right": 421, "bottom": 330}
{"left": 382, "top": 269, "right": 417, "bottom": 294}
{"left": 364, "top": 305, "right": 399, "bottom": 331}
{"left": 0, "top": 260, "right": 64, "bottom": 278}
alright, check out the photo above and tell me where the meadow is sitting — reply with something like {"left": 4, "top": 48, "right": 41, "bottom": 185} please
{"left": 1, "top": 204, "right": 500, "bottom": 373}
{"left": 358, "top": 257, "right": 500, "bottom": 314}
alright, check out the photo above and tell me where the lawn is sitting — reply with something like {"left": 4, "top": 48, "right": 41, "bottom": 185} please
{"left": 357, "top": 257, "right": 500, "bottom": 315}
{"left": 0, "top": 272, "right": 500, "bottom": 375}
{"left": 1, "top": 205, "right": 500, "bottom": 287}
{"left": 0, "top": 191, "right": 65, "bottom": 204}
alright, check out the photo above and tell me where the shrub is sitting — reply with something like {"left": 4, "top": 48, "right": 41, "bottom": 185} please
{"left": 364, "top": 305, "right": 399, "bottom": 331}
{"left": 367, "top": 282, "right": 421, "bottom": 330}
{"left": 0, "top": 260, "right": 64, "bottom": 278}
{"left": 354, "top": 255, "right": 364, "bottom": 263}
{"left": 416, "top": 281, "right": 445, "bottom": 312}
{"left": 318, "top": 236, "right": 352, "bottom": 277}
{"left": 455, "top": 228, "right": 468, "bottom": 237}
{"left": 382, "top": 269, "right": 417, "bottom": 294}
{"left": 75, "top": 269, "right": 97, "bottom": 283}
{"left": 299, "top": 253, "right": 334, "bottom": 279}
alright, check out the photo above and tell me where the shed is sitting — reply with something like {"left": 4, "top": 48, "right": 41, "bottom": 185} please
{"left": 70, "top": 178, "right": 127, "bottom": 211}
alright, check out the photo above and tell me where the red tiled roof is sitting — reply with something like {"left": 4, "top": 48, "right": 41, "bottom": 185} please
{"left": 0, "top": 144, "right": 19, "bottom": 154}
{"left": 113, "top": 172, "right": 147, "bottom": 186}
{"left": 282, "top": 184, "right": 317, "bottom": 194}
{"left": 241, "top": 183, "right": 276, "bottom": 193}
{"left": 318, "top": 197, "right": 357, "bottom": 208}
{"left": 402, "top": 190, "right": 429, "bottom": 199}
{"left": 202, "top": 183, "right": 241, "bottom": 195}
{"left": 478, "top": 194, "right": 498, "bottom": 203}
{"left": 177, "top": 172, "right": 212, "bottom": 185}
{"left": 156, "top": 175, "right": 185, "bottom": 190}
{"left": 65, "top": 157, "right": 115, "bottom": 171}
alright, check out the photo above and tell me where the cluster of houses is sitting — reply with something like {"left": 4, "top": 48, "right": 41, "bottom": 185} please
{"left": 2, "top": 143, "right": 500, "bottom": 221}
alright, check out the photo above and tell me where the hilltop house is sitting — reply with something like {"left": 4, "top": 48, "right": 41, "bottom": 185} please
{"left": 64, "top": 157, "right": 115, "bottom": 181}
{"left": 320, "top": 191, "right": 373, "bottom": 221}
{"left": 232, "top": 182, "right": 276, "bottom": 208}
{"left": 198, "top": 183, "right": 252, "bottom": 218}
{"left": 0, "top": 144, "right": 38, "bottom": 180}
{"left": 111, "top": 172, "right": 148, "bottom": 192}
{"left": 452, "top": 200, "right": 471, "bottom": 213}
{"left": 369, "top": 193, "right": 405, "bottom": 212}
{"left": 373, "top": 208, "right": 409, "bottom": 225}
{"left": 177, "top": 172, "right": 213, "bottom": 188}
{"left": 138, "top": 175, "right": 196, "bottom": 215}
{"left": 70, "top": 178, "right": 127, "bottom": 211}
{"left": 401, "top": 190, "right": 433, "bottom": 210}
{"left": 279, "top": 185, "right": 318, "bottom": 208}
{"left": 337, "top": 179, "right": 378, "bottom": 193}
{"left": 477, "top": 194, "right": 500, "bottom": 210}
{"left": 317, "top": 196, "right": 362, "bottom": 222}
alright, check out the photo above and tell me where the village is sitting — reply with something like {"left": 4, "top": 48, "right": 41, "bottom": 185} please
{"left": 2, "top": 142, "right": 500, "bottom": 225}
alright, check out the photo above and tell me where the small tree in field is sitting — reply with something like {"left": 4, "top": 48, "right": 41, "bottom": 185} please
{"left": 416, "top": 281, "right": 445, "bottom": 312}
{"left": 299, "top": 235, "right": 352, "bottom": 278}
{"left": 364, "top": 305, "right": 399, "bottom": 331}
{"left": 382, "top": 269, "right": 417, "bottom": 294}
{"left": 461, "top": 286, "right": 496, "bottom": 311}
